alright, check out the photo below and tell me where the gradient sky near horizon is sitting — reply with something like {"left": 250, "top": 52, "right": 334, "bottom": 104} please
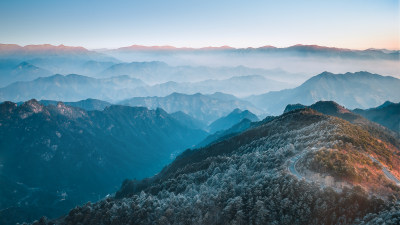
{"left": 0, "top": 0, "right": 399, "bottom": 50}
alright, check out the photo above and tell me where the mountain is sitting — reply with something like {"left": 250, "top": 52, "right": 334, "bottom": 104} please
{"left": 208, "top": 108, "right": 259, "bottom": 133}
{"left": 39, "top": 98, "right": 112, "bottom": 111}
{"left": 283, "top": 101, "right": 353, "bottom": 118}
{"left": 98, "top": 61, "right": 170, "bottom": 83}
{"left": 114, "top": 45, "right": 234, "bottom": 51}
{"left": 196, "top": 118, "right": 253, "bottom": 148}
{"left": 134, "top": 75, "right": 293, "bottom": 98}
{"left": 103, "top": 44, "right": 398, "bottom": 61}
{"left": 353, "top": 101, "right": 400, "bottom": 133}
{"left": 283, "top": 101, "right": 400, "bottom": 147}
{"left": 0, "top": 71, "right": 293, "bottom": 103}
{"left": 282, "top": 44, "right": 398, "bottom": 60}
{"left": 0, "top": 100, "right": 207, "bottom": 225}
{"left": 77, "top": 60, "right": 117, "bottom": 76}
{"left": 247, "top": 71, "right": 400, "bottom": 115}
{"left": 98, "top": 61, "right": 306, "bottom": 86}
{"left": 283, "top": 103, "right": 307, "bottom": 113}
{"left": 170, "top": 111, "right": 207, "bottom": 130}
{"left": 119, "top": 92, "right": 262, "bottom": 125}
{"left": 0, "top": 74, "right": 146, "bottom": 102}
{"left": 100, "top": 45, "right": 399, "bottom": 78}
{"left": 376, "top": 101, "right": 395, "bottom": 109}
{"left": 0, "top": 44, "right": 119, "bottom": 75}
{"left": 42, "top": 103, "right": 400, "bottom": 225}
{"left": 0, "top": 62, "right": 52, "bottom": 86}
{"left": 198, "top": 115, "right": 276, "bottom": 148}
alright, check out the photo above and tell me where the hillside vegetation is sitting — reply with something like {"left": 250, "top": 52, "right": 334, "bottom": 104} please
{"left": 35, "top": 106, "right": 400, "bottom": 225}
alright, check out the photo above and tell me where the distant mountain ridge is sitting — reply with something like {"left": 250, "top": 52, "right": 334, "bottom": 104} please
{"left": 208, "top": 108, "right": 259, "bottom": 133}
{"left": 101, "top": 44, "right": 399, "bottom": 78}
{"left": 129, "top": 74, "right": 291, "bottom": 98}
{"left": 119, "top": 92, "right": 262, "bottom": 125}
{"left": 0, "top": 61, "right": 52, "bottom": 86}
{"left": 1, "top": 43, "right": 398, "bottom": 81}
{"left": 98, "top": 61, "right": 302, "bottom": 85}
{"left": 104, "top": 44, "right": 398, "bottom": 58}
{"left": 170, "top": 111, "right": 207, "bottom": 130}
{"left": 0, "top": 74, "right": 146, "bottom": 102}
{"left": 353, "top": 101, "right": 400, "bottom": 133}
{"left": 0, "top": 44, "right": 114, "bottom": 60}
{"left": 0, "top": 44, "right": 89, "bottom": 54}
{"left": 0, "top": 44, "right": 119, "bottom": 75}
{"left": 247, "top": 71, "right": 400, "bottom": 115}
{"left": 39, "top": 98, "right": 112, "bottom": 111}
{"left": 101, "top": 44, "right": 399, "bottom": 70}
{"left": 0, "top": 71, "right": 291, "bottom": 103}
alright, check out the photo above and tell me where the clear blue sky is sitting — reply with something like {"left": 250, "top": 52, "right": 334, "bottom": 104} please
{"left": 0, "top": 0, "right": 398, "bottom": 49}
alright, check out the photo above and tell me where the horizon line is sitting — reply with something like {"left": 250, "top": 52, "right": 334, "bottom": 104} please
{"left": 0, "top": 43, "right": 399, "bottom": 51}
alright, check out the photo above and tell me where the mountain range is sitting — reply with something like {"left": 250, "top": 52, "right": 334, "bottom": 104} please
{"left": 208, "top": 108, "right": 259, "bottom": 133}
{"left": 0, "top": 100, "right": 207, "bottom": 225}
{"left": 1, "top": 44, "right": 400, "bottom": 224}
{"left": 0, "top": 74, "right": 146, "bottom": 102}
{"left": 284, "top": 100, "right": 400, "bottom": 141}
{"left": 137, "top": 75, "right": 291, "bottom": 97}
{"left": 170, "top": 111, "right": 207, "bottom": 130}
{"left": 40, "top": 101, "right": 400, "bottom": 225}
{"left": 39, "top": 99, "right": 112, "bottom": 111}
{"left": 1, "top": 70, "right": 398, "bottom": 124}
{"left": 0, "top": 44, "right": 119, "bottom": 75}
{"left": 100, "top": 44, "right": 400, "bottom": 77}
{"left": 119, "top": 92, "right": 262, "bottom": 125}
{"left": 103, "top": 44, "right": 399, "bottom": 60}
{"left": 1, "top": 43, "right": 399, "bottom": 90}
{"left": 0, "top": 61, "right": 52, "bottom": 86}
{"left": 121, "top": 74, "right": 293, "bottom": 98}
{"left": 247, "top": 71, "right": 400, "bottom": 115}
{"left": 98, "top": 61, "right": 304, "bottom": 85}
{"left": 353, "top": 101, "right": 400, "bottom": 133}
{"left": 0, "top": 71, "right": 295, "bottom": 102}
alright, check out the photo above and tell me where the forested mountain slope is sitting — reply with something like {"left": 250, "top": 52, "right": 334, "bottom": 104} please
{"left": 38, "top": 106, "right": 400, "bottom": 225}
{"left": 0, "top": 100, "right": 207, "bottom": 225}
{"left": 353, "top": 101, "right": 400, "bottom": 133}
{"left": 39, "top": 98, "right": 112, "bottom": 111}
{"left": 283, "top": 101, "right": 400, "bottom": 147}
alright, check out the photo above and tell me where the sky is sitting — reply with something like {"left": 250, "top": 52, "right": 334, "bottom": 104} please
{"left": 0, "top": 0, "right": 399, "bottom": 50}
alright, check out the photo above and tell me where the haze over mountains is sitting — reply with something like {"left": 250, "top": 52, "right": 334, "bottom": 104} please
{"left": 0, "top": 61, "right": 52, "bottom": 86}
{"left": 0, "top": 44, "right": 118, "bottom": 75}
{"left": 1, "top": 43, "right": 399, "bottom": 108}
{"left": 1, "top": 43, "right": 400, "bottom": 225}
{"left": 97, "top": 61, "right": 305, "bottom": 85}
{"left": 119, "top": 92, "right": 262, "bottom": 125}
{"left": 0, "top": 72, "right": 295, "bottom": 102}
{"left": 1, "top": 43, "right": 399, "bottom": 87}
{"left": 100, "top": 44, "right": 400, "bottom": 77}
{"left": 1, "top": 65, "right": 399, "bottom": 120}
{"left": 0, "top": 74, "right": 146, "bottom": 102}
{"left": 247, "top": 71, "right": 400, "bottom": 115}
